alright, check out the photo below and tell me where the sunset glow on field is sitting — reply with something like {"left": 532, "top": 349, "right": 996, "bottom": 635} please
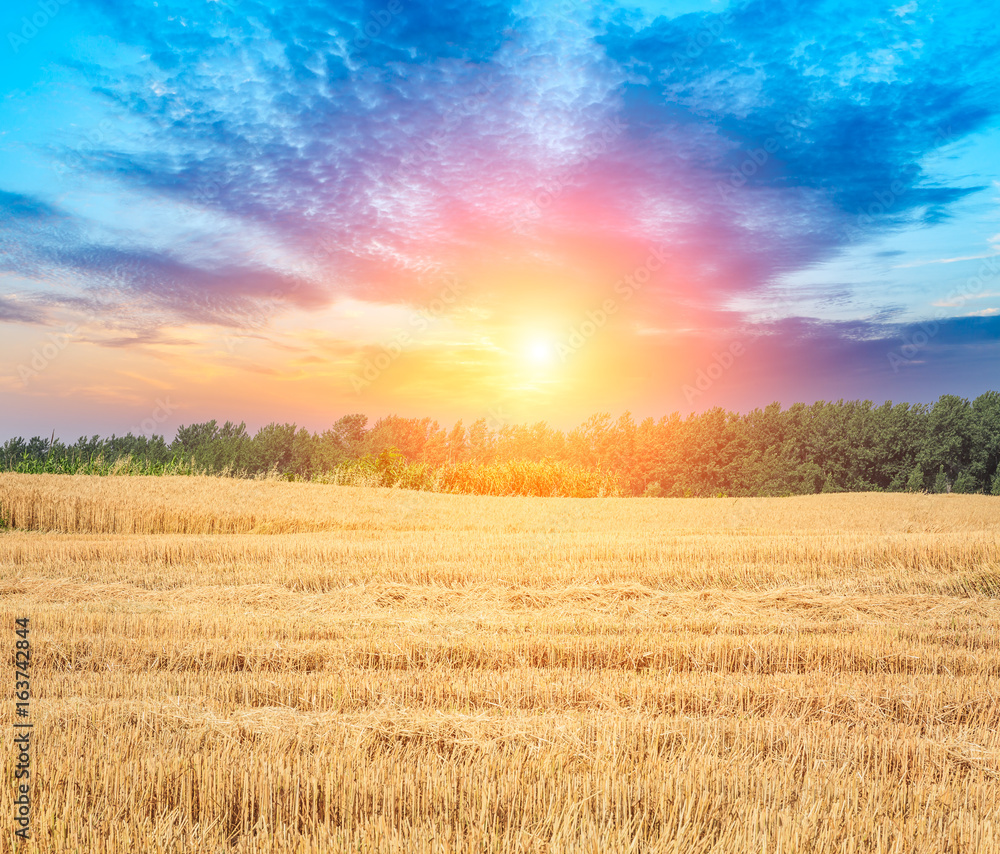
{"left": 5, "top": 5, "right": 1000, "bottom": 851}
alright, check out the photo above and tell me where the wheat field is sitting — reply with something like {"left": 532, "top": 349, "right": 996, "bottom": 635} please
{"left": 2, "top": 473, "right": 1000, "bottom": 852}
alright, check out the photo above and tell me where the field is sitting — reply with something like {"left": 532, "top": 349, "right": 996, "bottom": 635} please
{"left": 2, "top": 473, "right": 1000, "bottom": 853}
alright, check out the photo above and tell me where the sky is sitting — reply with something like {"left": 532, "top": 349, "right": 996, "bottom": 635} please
{"left": 2, "top": 0, "right": 1000, "bottom": 439}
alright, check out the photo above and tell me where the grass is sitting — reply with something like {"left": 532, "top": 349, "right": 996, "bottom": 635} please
{"left": 1, "top": 474, "right": 999, "bottom": 852}
{"left": 5, "top": 452, "right": 624, "bottom": 498}
{"left": 5, "top": 453, "right": 204, "bottom": 477}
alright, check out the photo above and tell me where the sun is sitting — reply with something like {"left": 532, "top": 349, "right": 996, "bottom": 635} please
{"left": 525, "top": 337, "right": 557, "bottom": 366}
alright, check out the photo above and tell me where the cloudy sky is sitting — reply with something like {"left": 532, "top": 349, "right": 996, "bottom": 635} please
{"left": 2, "top": 0, "right": 999, "bottom": 438}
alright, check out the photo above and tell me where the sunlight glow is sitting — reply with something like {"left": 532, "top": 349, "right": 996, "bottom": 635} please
{"left": 526, "top": 337, "right": 557, "bottom": 366}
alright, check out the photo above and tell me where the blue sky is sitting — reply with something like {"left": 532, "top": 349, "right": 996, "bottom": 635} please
{"left": 1, "top": 0, "right": 999, "bottom": 438}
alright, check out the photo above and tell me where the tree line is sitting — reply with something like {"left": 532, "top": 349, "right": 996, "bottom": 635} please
{"left": 3, "top": 392, "right": 999, "bottom": 496}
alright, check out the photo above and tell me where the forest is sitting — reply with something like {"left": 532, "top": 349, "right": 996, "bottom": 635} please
{"left": 3, "top": 392, "right": 999, "bottom": 497}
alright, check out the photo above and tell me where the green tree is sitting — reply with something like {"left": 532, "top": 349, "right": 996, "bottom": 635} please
{"left": 796, "top": 461, "right": 826, "bottom": 494}
{"left": 447, "top": 420, "right": 467, "bottom": 463}
{"left": 952, "top": 469, "right": 979, "bottom": 494}
{"left": 466, "top": 419, "right": 492, "bottom": 464}
{"left": 972, "top": 392, "right": 1000, "bottom": 491}
{"left": 921, "top": 395, "right": 975, "bottom": 483}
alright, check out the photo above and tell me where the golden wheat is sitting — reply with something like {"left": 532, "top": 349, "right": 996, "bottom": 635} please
{"left": 2, "top": 475, "right": 1000, "bottom": 852}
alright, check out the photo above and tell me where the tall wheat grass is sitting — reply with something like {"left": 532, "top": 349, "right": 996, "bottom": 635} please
{"left": 1, "top": 475, "right": 999, "bottom": 852}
